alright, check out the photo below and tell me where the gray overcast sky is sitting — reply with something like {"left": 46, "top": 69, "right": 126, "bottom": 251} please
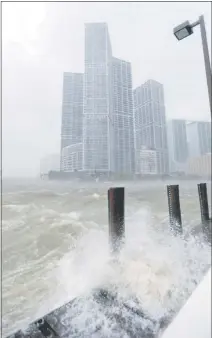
{"left": 2, "top": 1, "right": 211, "bottom": 177}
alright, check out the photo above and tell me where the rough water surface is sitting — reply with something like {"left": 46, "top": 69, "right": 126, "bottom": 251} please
{"left": 2, "top": 178, "right": 211, "bottom": 337}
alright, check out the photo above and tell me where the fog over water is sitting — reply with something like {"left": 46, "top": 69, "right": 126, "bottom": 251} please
{"left": 2, "top": 179, "right": 211, "bottom": 337}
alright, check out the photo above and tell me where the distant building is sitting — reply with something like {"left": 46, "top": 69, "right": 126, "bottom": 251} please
{"left": 167, "top": 119, "right": 188, "bottom": 173}
{"left": 61, "top": 143, "right": 82, "bottom": 172}
{"left": 186, "top": 121, "right": 211, "bottom": 158}
{"left": 186, "top": 153, "right": 211, "bottom": 178}
{"left": 133, "top": 79, "right": 169, "bottom": 174}
{"left": 112, "top": 57, "right": 135, "bottom": 174}
{"left": 83, "top": 23, "right": 113, "bottom": 174}
{"left": 40, "top": 154, "right": 60, "bottom": 174}
{"left": 136, "top": 146, "right": 157, "bottom": 175}
{"left": 60, "top": 72, "right": 83, "bottom": 170}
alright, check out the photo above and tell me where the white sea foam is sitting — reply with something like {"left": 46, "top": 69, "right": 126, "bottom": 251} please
{"left": 92, "top": 193, "right": 101, "bottom": 199}
{"left": 4, "top": 204, "right": 30, "bottom": 212}
{"left": 49, "top": 207, "right": 210, "bottom": 325}
{"left": 2, "top": 181, "right": 211, "bottom": 337}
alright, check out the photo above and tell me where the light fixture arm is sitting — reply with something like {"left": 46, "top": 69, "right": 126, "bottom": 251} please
{"left": 190, "top": 20, "right": 200, "bottom": 29}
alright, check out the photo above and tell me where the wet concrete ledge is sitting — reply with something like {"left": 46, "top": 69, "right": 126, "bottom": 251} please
{"left": 7, "top": 288, "right": 172, "bottom": 338}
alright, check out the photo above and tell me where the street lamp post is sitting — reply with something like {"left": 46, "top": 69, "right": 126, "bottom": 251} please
{"left": 173, "top": 15, "right": 212, "bottom": 117}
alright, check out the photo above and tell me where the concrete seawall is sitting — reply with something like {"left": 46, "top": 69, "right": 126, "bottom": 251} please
{"left": 162, "top": 268, "right": 211, "bottom": 338}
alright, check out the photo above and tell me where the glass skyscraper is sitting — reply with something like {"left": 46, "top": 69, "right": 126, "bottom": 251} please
{"left": 60, "top": 72, "right": 83, "bottom": 171}
{"left": 112, "top": 57, "right": 135, "bottom": 175}
{"left": 187, "top": 121, "right": 211, "bottom": 157}
{"left": 83, "top": 23, "right": 113, "bottom": 174}
{"left": 133, "top": 79, "right": 169, "bottom": 174}
{"left": 167, "top": 119, "right": 188, "bottom": 173}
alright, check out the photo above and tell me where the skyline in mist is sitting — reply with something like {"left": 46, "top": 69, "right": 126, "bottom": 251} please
{"left": 2, "top": 2, "right": 211, "bottom": 177}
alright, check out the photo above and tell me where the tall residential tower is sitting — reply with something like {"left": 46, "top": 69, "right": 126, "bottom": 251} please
{"left": 167, "top": 119, "right": 188, "bottom": 173}
{"left": 112, "top": 57, "right": 135, "bottom": 175}
{"left": 60, "top": 72, "right": 83, "bottom": 171}
{"left": 83, "top": 23, "right": 113, "bottom": 175}
{"left": 133, "top": 80, "right": 169, "bottom": 174}
{"left": 186, "top": 121, "right": 211, "bottom": 158}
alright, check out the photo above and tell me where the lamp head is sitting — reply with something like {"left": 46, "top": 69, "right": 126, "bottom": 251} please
{"left": 173, "top": 21, "right": 193, "bottom": 40}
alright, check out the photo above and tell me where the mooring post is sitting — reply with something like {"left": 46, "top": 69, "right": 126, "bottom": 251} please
{"left": 197, "top": 183, "right": 211, "bottom": 242}
{"left": 108, "top": 187, "right": 125, "bottom": 253}
{"left": 167, "top": 185, "right": 183, "bottom": 234}
{"left": 198, "top": 183, "right": 210, "bottom": 224}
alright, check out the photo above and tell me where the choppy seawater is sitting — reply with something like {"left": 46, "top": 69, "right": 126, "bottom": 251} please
{"left": 2, "top": 178, "right": 211, "bottom": 337}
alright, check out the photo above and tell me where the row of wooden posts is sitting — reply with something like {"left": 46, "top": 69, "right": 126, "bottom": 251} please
{"left": 108, "top": 183, "right": 211, "bottom": 252}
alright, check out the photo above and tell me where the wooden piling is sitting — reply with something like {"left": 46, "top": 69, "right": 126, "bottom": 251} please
{"left": 108, "top": 187, "right": 125, "bottom": 253}
{"left": 198, "top": 183, "right": 210, "bottom": 223}
{"left": 167, "top": 185, "right": 183, "bottom": 234}
{"left": 198, "top": 183, "right": 211, "bottom": 241}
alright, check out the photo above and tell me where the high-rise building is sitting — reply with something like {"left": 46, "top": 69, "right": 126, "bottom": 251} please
{"left": 186, "top": 153, "right": 211, "bottom": 178}
{"left": 83, "top": 23, "right": 113, "bottom": 175}
{"left": 61, "top": 143, "right": 82, "bottom": 172}
{"left": 133, "top": 79, "right": 169, "bottom": 174}
{"left": 186, "top": 121, "right": 211, "bottom": 158}
{"left": 60, "top": 72, "right": 83, "bottom": 171}
{"left": 167, "top": 119, "right": 188, "bottom": 173}
{"left": 137, "top": 146, "right": 157, "bottom": 175}
{"left": 112, "top": 57, "right": 134, "bottom": 174}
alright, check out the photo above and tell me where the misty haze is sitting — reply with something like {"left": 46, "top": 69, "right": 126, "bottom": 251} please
{"left": 2, "top": 2, "right": 211, "bottom": 338}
